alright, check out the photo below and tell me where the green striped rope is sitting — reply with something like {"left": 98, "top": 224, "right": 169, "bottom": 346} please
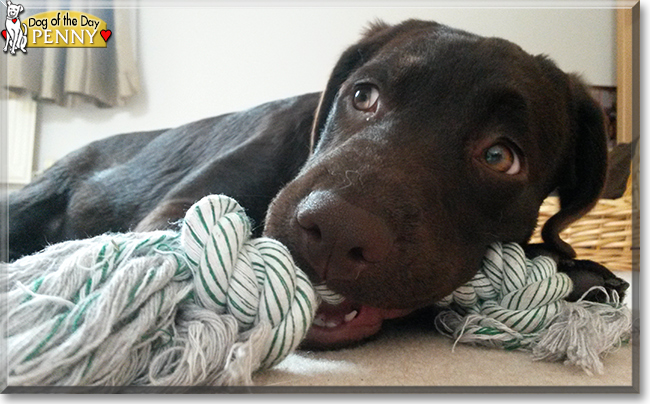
{"left": 434, "top": 240, "right": 631, "bottom": 375}
{"left": 435, "top": 242, "right": 574, "bottom": 349}
{"left": 3, "top": 195, "right": 345, "bottom": 386}
{"left": 180, "top": 195, "right": 338, "bottom": 369}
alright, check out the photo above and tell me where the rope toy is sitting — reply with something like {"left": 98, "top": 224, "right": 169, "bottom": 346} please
{"left": 435, "top": 243, "right": 632, "bottom": 375}
{"left": 1, "top": 195, "right": 632, "bottom": 385}
{"left": 1, "top": 195, "right": 342, "bottom": 386}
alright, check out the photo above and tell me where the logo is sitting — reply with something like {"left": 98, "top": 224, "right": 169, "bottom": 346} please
{"left": 2, "top": 1, "right": 111, "bottom": 55}
{"left": 2, "top": 0, "right": 28, "bottom": 54}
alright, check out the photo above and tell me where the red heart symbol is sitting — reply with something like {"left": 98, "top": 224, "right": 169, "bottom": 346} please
{"left": 12, "top": 18, "right": 17, "bottom": 23}
{"left": 100, "top": 29, "right": 111, "bottom": 42}
{"left": 1, "top": 30, "right": 6, "bottom": 40}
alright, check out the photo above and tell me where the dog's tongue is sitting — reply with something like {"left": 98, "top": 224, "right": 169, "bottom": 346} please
{"left": 303, "top": 299, "right": 414, "bottom": 348}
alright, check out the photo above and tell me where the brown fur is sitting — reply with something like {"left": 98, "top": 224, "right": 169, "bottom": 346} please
{"left": 263, "top": 20, "right": 609, "bottom": 309}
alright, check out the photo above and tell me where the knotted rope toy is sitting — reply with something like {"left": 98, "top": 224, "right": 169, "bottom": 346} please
{"left": 1, "top": 195, "right": 632, "bottom": 386}
{"left": 435, "top": 243, "right": 632, "bottom": 375}
{"left": 1, "top": 195, "right": 343, "bottom": 386}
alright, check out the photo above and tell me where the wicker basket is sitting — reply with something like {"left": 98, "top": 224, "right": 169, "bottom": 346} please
{"left": 530, "top": 178, "right": 633, "bottom": 271}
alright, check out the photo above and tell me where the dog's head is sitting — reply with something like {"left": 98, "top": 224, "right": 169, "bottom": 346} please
{"left": 264, "top": 19, "right": 607, "bottom": 348}
{"left": 6, "top": 1, "right": 24, "bottom": 19}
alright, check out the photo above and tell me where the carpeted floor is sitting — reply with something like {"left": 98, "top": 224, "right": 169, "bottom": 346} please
{"left": 253, "top": 271, "right": 636, "bottom": 390}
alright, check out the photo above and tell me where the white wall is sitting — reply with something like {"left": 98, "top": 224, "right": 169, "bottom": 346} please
{"left": 34, "top": 5, "right": 617, "bottom": 172}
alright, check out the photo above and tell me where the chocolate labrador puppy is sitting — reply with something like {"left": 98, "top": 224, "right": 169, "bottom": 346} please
{"left": 5, "top": 20, "right": 627, "bottom": 348}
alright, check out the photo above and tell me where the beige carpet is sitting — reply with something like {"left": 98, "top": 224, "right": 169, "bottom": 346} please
{"left": 254, "top": 324, "right": 634, "bottom": 388}
{"left": 253, "top": 272, "right": 636, "bottom": 390}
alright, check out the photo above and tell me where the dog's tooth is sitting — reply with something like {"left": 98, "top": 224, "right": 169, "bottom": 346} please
{"left": 344, "top": 310, "right": 358, "bottom": 323}
{"left": 313, "top": 316, "right": 327, "bottom": 327}
{"left": 325, "top": 320, "right": 340, "bottom": 328}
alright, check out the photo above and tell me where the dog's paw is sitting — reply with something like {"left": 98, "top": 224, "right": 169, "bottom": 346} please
{"left": 558, "top": 258, "right": 630, "bottom": 303}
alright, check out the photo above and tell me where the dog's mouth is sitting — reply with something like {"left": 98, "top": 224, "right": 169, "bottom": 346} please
{"left": 302, "top": 298, "right": 415, "bottom": 349}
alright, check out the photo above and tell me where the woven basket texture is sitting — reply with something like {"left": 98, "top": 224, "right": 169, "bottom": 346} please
{"left": 530, "top": 175, "right": 634, "bottom": 271}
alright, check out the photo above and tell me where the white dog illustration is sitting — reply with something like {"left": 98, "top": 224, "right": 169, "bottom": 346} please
{"left": 3, "top": 0, "right": 27, "bottom": 54}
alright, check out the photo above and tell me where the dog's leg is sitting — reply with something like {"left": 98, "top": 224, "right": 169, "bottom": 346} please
{"left": 9, "top": 31, "right": 17, "bottom": 54}
{"left": 5, "top": 130, "right": 166, "bottom": 261}
{"left": 4, "top": 141, "right": 119, "bottom": 260}
{"left": 557, "top": 258, "right": 630, "bottom": 302}
{"left": 18, "top": 28, "right": 26, "bottom": 52}
{"left": 6, "top": 163, "right": 75, "bottom": 260}
{"left": 524, "top": 244, "right": 629, "bottom": 303}
{"left": 135, "top": 154, "right": 290, "bottom": 235}
{"left": 137, "top": 134, "right": 311, "bottom": 235}
{"left": 134, "top": 198, "right": 196, "bottom": 232}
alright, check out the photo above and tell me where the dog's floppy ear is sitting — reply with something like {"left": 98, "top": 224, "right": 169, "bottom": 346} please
{"left": 541, "top": 74, "right": 609, "bottom": 258}
{"left": 310, "top": 19, "right": 440, "bottom": 152}
{"left": 310, "top": 21, "right": 393, "bottom": 151}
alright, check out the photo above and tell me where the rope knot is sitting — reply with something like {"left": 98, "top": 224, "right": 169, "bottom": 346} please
{"left": 436, "top": 242, "right": 573, "bottom": 343}
{"left": 180, "top": 195, "right": 318, "bottom": 368}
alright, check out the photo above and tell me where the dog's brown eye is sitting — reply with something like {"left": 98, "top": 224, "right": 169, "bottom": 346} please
{"left": 352, "top": 85, "right": 379, "bottom": 112}
{"left": 483, "top": 143, "right": 521, "bottom": 174}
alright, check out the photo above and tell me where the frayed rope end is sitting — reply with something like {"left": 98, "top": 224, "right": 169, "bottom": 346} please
{"left": 532, "top": 287, "right": 632, "bottom": 375}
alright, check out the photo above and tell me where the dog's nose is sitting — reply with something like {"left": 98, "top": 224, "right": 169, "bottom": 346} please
{"left": 295, "top": 191, "right": 393, "bottom": 281}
